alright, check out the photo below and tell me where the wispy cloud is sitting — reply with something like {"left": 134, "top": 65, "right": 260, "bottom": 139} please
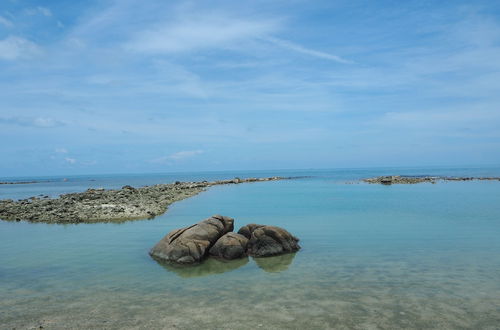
{"left": 0, "top": 116, "right": 65, "bottom": 128}
{"left": 38, "top": 7, "right": 52, "bottom": 17}
{"left": 0, "top": 16, "right": 13, "bottom": 28}
{"left": 26, "top": 6, "right": 52, "bottom": 17}
{"left": 378, "top": 106, "right": 500, "bottom": 130}
{"left": 150, "top": 150, "right": 204, "bottom": 164}
{"left": 64, "top": 157, "right": 76, "bottom": 164}
{"left": 2, "top": 1, "right": 500, "bottom": 175}
{"left": 125, "top": 15, "right": 277, "bottom": 53}
{"left": 263, "top": 37, "right": 352, "bottom": 63}
{"left": 0, "top": 36, "right": 40, "bottom": 60}
{"left": 168, "top": 150, "right": 204, "bottom": 160}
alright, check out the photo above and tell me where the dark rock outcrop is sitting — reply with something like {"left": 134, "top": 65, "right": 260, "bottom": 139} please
{"left": 209, "top": 232, "right": 249, "bottom": 260}
{"left": 149, "top": 215, "right": 234, "bottom": 264}
{"left": 238, "top": 224, "right": 300, "bottom": 257}
{"left": 363, "top": 175, "right": 500, "bottom": 185}
{"left": 363, "top": 176, "right": 438, "bottom": 184}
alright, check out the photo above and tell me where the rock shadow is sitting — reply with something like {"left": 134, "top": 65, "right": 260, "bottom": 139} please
{"left": 254, "top": 252, "right": 297, "bottom": 273}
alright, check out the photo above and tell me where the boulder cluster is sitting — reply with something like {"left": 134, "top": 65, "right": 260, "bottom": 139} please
{"left": 149, "top": 215, "right": 300, "bottom": 264}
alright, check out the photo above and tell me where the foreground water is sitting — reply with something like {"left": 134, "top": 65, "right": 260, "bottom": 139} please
{"left": 1, "top": 167, "right": 500, "bottom": 329}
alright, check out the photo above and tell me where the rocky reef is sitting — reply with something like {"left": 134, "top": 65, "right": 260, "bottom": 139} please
{"left": 0, "top": 177, "right": 287, "bottom": 223}
{"left": 363, "top": 175, "right": 500, "bottom": 185}
{"left": 0, "top": 180, "right": 45, "bottom": 185}
{"left": 150, "top": 215, "right": 300, "bottom": 265}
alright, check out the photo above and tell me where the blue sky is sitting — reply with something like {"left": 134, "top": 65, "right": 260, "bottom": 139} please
{"left": 1, "top": 0, "right": 500, "bottom": 176}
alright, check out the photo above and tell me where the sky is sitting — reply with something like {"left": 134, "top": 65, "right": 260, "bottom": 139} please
{"left": 1, "top": 0, "right": 500, "bottom": 176}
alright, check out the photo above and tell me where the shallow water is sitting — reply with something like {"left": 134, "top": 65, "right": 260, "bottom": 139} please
{"left": 1, "top": 168, "right": 500, "bottom": 329}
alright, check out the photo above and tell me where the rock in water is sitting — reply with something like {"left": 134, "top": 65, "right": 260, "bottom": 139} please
{"left": 209, "top": 232, "right": 249, "bottom": 260}
{"left": 238, "top": 224, "right": 300, "bottom": 257}
{"left": 237, "top": 223, "right": 263, "bottom": 239}
{"left": 149, "top": 215, "right": 234, "bottom": 264}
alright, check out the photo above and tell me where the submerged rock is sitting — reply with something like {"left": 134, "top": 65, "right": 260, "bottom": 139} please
{"left": 209, "top": 232, "right": 249, "bottom": 260}
{"left": 149, "top": 215, "right": 234, "bottom": 264}
{"left": 238, "top": 224, "right": 300, "bottom": 257}
{"left": 254, "top": 252, "right": 297, "bottom": 273}
{"left": 159, "top": 256, "right": 249, "bottom": 278}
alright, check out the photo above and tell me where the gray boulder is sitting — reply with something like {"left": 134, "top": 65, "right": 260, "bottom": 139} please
{"left": 238, "top": 224, "right": 300, "bottom": 257}
{"left": 149, "top": 215, "right": 234, "bottom": 264}
{"left": 209, "top": 232, "right": 249, "bottom": 260}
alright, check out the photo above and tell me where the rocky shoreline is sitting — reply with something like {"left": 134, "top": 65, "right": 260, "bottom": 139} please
{"left": 363, "top": 175, "right": 500, "bottom": 185}
{"left": 0, "top": 177, "right": 288, "bottom": 224}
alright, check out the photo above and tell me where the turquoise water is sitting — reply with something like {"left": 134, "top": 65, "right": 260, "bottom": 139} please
{"left": 1, "top": 168, "right": 500, "bottom": 329}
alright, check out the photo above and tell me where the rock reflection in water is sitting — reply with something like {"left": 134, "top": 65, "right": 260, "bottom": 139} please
{"left": 157, "top": 256, "right": 249, "bottom": 278}
{"left": 254, "top": 253, "right": 297, "bottom": 273}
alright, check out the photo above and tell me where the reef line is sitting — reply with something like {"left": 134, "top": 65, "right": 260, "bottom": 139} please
{"left": 0, "top": 177, "right": 289, "bottom": 224}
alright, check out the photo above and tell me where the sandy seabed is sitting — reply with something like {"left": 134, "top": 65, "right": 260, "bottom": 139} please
{"left": 2, "top": 252, "right": 500, "bottom": 330}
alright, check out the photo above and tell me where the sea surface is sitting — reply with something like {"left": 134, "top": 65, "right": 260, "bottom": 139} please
{"left": 1, "top": 167, "right": 500, "bottom": 329}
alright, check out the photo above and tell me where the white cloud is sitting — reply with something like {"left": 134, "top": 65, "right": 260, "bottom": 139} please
{"left": 65, "top": 37, "right": 86, "bottom": 49}
{"left": 0, "top": 16, "right": 13, "bottom": 28}
{"left": 168, "top": 150, "right": 204, "bottom": 160}
{"left": 0, "top": 116, "right": 65, "bottom": 128}
{"left": 125, "top": 16, "right": 277, "bottom": 53}
{"left": 150, "top": 150, "right": 204, "bottom": 164}
{"left": 0, "top": 36, "right": 40, "bottom": 60}
{"left": 26, "top": 6, "right": 52, "bottom": 17}
{"left": 263, "top": 37, "right": 352, "bottom": 64}
{"left": 38, "top": 7, "right": 52, "bottom": 17}
{"left": 55, "top": 148, "right": 68, "bottom": 154}
{"left": 32, "top": 117, "right": 61, "bottom": 127}
{"left": 64, "top": 157, "right": 77, "bottom": 164}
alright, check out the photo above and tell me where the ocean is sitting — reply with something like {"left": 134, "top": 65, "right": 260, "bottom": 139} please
{"left": 1, "top": 167, "right": 500, "bottom": 329}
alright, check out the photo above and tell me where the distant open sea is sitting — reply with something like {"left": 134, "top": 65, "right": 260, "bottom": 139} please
{"left": 1, "top": 167, "right": 500, "bottom": 329}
